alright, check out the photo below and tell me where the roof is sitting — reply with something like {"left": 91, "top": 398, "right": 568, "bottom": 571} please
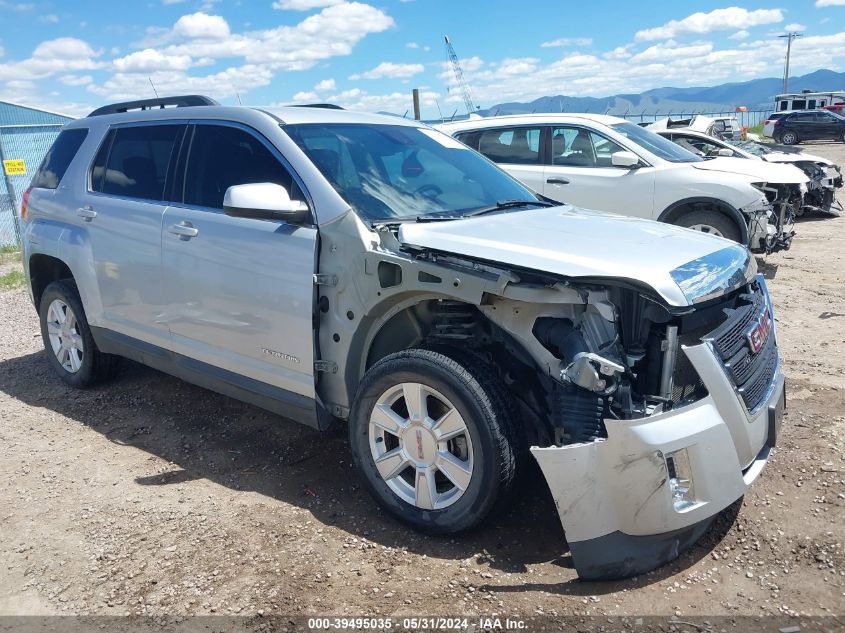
{"left": 65, "top": 100, "right": 423, "bottom": 129}
{"left": 0, "top": 100, "right": 74, "bottom": 126}
{"left": 437, "top": 112, "right": 629, "bottom": 131}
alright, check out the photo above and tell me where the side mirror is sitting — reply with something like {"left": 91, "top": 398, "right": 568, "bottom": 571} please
{"left": 611, "top": 151, "right": 640, "bottom": 169}
{"left": 715, "top": 148, "right": 733, "bottom": 157}
{"left": 223, "top": 183, "right": 310, "bottom": 224}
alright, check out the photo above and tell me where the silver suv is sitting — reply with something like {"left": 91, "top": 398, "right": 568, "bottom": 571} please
{"left": 21, "top": 95, "right": 786, "bottom": 580}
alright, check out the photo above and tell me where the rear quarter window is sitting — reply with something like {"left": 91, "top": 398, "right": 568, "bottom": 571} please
{"left": 30, "top": 128, "right": 88, "bottom": 190}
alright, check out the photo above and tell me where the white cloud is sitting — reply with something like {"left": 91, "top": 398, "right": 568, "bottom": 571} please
{"left": 728, "top": 30, "right": 750, "bottom": 40}
{"left": 272, "top": 0, "right": 342, "bottom": 9}
{"left": 314, "top": 78, "right": 335, "bottom": 91}
{"left": 162, "top": 0, "right": 187, "bottom": 4}
{"left": 406, "top": 42, "right": 419, "bottom": 49}
{"left": 292, "top": 90, "right": 319, "bottom": 102}
{"left": 0, "top": 37, "right": 103, "bottom": 82}
{"left": 40, "top": 13, "right": 58, "bottom": 23}
{"left": 350, "top": 61, "right": 424, "bottom": 80}
{"left": 59, "top": 74, "right": 93, "bottom": 86}
{"left": 630, "top": 41, "right": 713, "bottom": 63}
{"left": 112, "top": 48, "right": 193, "bottom": 73}
{"left": 636, "top": 8, "right": 783, "bottom": 41}
{"left": 603, "top": 46, "right": 632, "bottom": 60}
{"left": 540, "top": 37, "right": 592, "bottom": 48}
{"left": 0, "top": 1, "right": 34, "bottom": 10}
{"left": 784, "top": 23, "right": 806, "bottom": 31}
{"left": 816, "top": 0, "right": 845, "bottom": 6}
{"left": 173, "top": 12, "right": 230, "bottom": 39}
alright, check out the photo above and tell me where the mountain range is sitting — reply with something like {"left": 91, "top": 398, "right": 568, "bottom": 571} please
{"left": 479, "top": 69, "right": 845, "bottom": 117}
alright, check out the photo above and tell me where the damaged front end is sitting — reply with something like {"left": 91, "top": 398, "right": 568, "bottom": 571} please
{"left": 527, "top": 251, "right": 785, "bottom": 580}
{"left": 795, "top": 161, "right": 843, "bottom": 217}
{"left": 745, "top": 186, "right": 797, "bottom": 253}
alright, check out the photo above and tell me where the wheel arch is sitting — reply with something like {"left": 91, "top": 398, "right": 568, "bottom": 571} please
{"left": 657, "top": 197, "right": 749, "bottom": 245}
{"left": 29, "top": 254, "right": 75, "bottom": 308}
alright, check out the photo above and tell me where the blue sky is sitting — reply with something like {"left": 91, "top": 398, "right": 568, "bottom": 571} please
{"left": 0, "top": 0, "right": 844, "bottom": 117}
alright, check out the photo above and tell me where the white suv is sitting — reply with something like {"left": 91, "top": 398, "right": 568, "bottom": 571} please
{"left": 438, "top": 114, "right": 797, "bottom": 252}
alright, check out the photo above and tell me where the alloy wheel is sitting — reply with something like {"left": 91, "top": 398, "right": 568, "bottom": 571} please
{"left": 46, "top": 299, "right": 84, "bottom": 373}
{"left": 687, "top": 223, "right": 725, "bottom": 238}
{"left": 369, "top": 382, "right": 474, "bottom": 510}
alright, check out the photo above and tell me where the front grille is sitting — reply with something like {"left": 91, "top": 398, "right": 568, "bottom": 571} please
{"left": 706, "top": 281, "right": 778, "bottom": 411}
{"left": 672, "top": 349, "right": 706, "bottom": 403}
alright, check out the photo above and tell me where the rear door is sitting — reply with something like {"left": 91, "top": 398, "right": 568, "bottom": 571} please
{"left": 542, "top": 125, "right": 656, "bottom": 218}
{"left": 80, "top": 122, "right": 186, "bottom": 348}
{"left": 470, "top": 126, "right": 546, "bottom": 194}
{"left": 161, "top": 121, "right": 318, "bottom": 407}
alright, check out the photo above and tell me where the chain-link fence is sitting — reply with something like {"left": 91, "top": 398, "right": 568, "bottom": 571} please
{"left": 0, "top": 124, "right": 64, "bottom": 248}
{"left": 619, "top": 109, "right": 774, "bottom": 129}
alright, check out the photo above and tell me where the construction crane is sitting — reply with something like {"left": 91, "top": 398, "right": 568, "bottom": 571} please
{"left": 444, "top": 35, "right": 477, "bottom": 115}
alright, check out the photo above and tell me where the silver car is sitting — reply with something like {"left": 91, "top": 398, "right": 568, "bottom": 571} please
{"left": 21, "top": 95, "right": 786, "bottom": 580}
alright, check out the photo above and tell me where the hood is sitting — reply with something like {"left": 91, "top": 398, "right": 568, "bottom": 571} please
{"left": 762, "top": 152, "right": 835, "bottom": 167}
{"left": 398, "top": 205, "right": 756, "bottom": 307}
{"left": 692, "top": 156, "right": 808, "bottom": 184}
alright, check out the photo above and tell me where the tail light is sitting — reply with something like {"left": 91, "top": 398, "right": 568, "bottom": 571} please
{"left": 20, "top": 187, "right": 32, "bottom": 221}
{"left": 773, "top": 119, "right": 782, "bottom": 127}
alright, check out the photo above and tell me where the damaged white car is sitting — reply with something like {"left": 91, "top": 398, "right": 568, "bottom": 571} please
{"left": 24, "top": 100, "right": 785, "bottom": 581}
{"left": 438, "top": 114, "right": 799, "bottom": 253}
{"left": 649, "top": 116, "right": 842, "bottom": 217}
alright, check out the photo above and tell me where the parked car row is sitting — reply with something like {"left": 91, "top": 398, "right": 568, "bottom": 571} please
{"left": 23, "top": 96, "right": 786, "bottom": 582}
{"left": 438, "top": 113, "right": 799, "bottom": 252}
{"left": 646, "top": 115, "right": 843, "bottom": 217}
{"left": 763, "top": 109, "right": 845, "bottom": 144}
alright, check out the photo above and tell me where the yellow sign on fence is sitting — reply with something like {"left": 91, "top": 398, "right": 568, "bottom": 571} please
{"left": 3, "top": 159, "right": 27, "bottom": 176}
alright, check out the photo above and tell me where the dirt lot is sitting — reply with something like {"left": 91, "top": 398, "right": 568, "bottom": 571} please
{"left": 1, "top": 143, "right": 844, "bottom": 631}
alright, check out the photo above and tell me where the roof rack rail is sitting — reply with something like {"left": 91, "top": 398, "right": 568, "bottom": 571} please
{"left": 291, "top": 103, "right": 344, "bottom": 110}
{"left": 87, "top": 95, "right": 219, "bottom": 118}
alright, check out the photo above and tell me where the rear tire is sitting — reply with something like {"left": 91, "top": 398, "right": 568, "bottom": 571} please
{"left": 39, "top": 280, "right": 120, "bottom": 388}
{"left": 780, "top": 131, "right": 799, "bottom": 145}
{"left": 673, "top": 209, "right": 742, "bottom": 243}
{"left": 349, "top": 349, "right": 519, "bottom": 534}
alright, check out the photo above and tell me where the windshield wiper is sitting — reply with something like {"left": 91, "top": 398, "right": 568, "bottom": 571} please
{"left": 463, "top": 199, "right": 554, "bottom": 217}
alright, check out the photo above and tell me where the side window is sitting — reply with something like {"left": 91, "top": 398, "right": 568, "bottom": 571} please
{"left": 90, "top": 130, "right": 114, "bottom": 192}
{"left": 453, "top": 131, "right": 480, "bottom": 150}
{"left": 477, "top": 127, "right": 541, "bottom": 165}
{"left": 590, "top": 131, "right": 626, "bottom": 166}
{"left": 101, "top": 125, "right": 183, "bottom": 201}
{"left": 183, "top": 125, "right": 294, "bottom": 210}
{"left": 30, "top": 128, "right": 88, "bottom": 190}
{"left": 675, "top": 134, "right": 719, "bottom": 156}
{"left": 550, "top": 127, "right": 624, "bottom": 167}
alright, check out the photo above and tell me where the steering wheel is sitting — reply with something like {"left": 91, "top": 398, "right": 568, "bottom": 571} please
{"left": 415, "top": 184, "right": 443, "bottom": 199}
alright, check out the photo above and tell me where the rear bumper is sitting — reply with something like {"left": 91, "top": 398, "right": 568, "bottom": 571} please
{"left": 531, "top": 343, "right": 785, "bottom": 581}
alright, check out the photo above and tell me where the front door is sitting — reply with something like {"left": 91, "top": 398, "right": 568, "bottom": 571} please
{"left": 161, "top": 121, "right": 318, "bottom": 406}
{"left": 543, "top": 126, "right": 656, "bottom": 219}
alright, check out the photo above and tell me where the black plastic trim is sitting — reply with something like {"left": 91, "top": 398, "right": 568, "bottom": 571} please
{"left": 87, "top": 95, "right": 219, "bottom": 117}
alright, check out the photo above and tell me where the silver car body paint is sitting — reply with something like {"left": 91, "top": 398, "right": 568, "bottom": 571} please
{"left": 399, "top": 205, "right": 756, "bottom": 307}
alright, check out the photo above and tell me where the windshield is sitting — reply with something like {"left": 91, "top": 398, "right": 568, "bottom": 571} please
{"left": 610, "top": 122, "right": 703, "bottom": 163}
{"left": 727, "top": 140, "right": 771, "bottom": 157}
{"left": 284, "top": 123, "right": 542, "bottom": 222}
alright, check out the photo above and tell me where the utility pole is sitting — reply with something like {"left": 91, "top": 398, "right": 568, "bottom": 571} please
{"left": 412, "top": 88, "right": 421, "bottom": 120}
{"left": 779, "top": 32, "right": 802, "bottom": 94}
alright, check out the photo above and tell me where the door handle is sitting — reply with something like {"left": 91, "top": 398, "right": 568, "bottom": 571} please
{"left": 168, "top": 222, "right": 199, "bottom": 239}
{"left": 77, "top": 206, "right": 97, "bottom": 220}
{"left": 546, "top": 177, "right": 570, "bottom": 185}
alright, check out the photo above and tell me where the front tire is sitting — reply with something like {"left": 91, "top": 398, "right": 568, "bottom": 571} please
{"left": 39, "top": 280, "right": 119, "bottom": 388}
{"left": 349, "top": 349, "right": 519, "bottom": 534}
{"left": 674, "top": 209, "right": 742, "bottom": 243}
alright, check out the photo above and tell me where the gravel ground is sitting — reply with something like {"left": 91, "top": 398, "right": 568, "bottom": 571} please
{"left": 0, "top": 143, "right": 843, "bottom": 631}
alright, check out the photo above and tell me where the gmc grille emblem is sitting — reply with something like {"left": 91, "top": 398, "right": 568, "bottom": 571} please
{"left": 745, "top": 306, "right": 772, "bottom": 354}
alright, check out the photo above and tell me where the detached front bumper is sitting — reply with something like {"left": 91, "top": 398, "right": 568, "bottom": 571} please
{"left": 531, "top": 342, "right": 785, "bottom": 581}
